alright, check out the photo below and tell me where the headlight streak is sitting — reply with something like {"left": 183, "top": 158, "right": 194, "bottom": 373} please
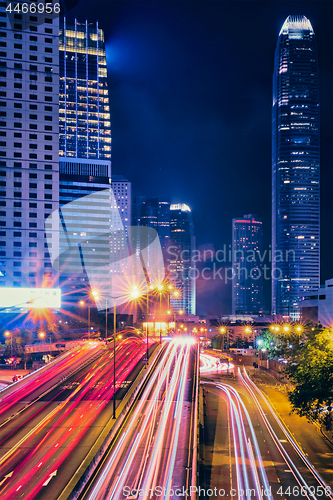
{"left": 87, "top": 342, "right": 178, "bottom": 500}
{"left": 238, "top": 370, "right": 315, "bottom": 500}
{"left": 110, "top": 343, "right": 186, "bottom": 500}
{"left": 240, "top": 368, "right": 333, "bottom": 500}
{"left": 87, "top": 340, "right": 194, "bottom": 500}
{"left": 200, "top": 353, "right": 234, "bottom": 375}
{"left": 156, "top": 344, "right": 190, "bottom": 497}
{"left": 205, "top": 380, "right": 272, "bottom": 500}
{"left": 0, "top": 342, "right": 101, "bottom": 421}
{"left": 140, "top": 344, "right": 186, "bottom": 496}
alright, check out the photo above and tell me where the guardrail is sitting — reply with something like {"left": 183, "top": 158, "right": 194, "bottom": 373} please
{"left": 191, "top": 342, "right": 199, "bottom": 499}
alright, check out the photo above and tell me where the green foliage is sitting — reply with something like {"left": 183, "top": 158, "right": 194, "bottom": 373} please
{"left": 256, "top": 328, "right": 283, "bottom": 359}
{"left": 286, "top": 329, "right": 333, "bottom": 423}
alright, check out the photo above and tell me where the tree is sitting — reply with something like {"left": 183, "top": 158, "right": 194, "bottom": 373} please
{"left": 286, "top": 329, "right": 333, "bottom": 423}
{"left": 256, "top": 328, "right": 282, "bottom": 359}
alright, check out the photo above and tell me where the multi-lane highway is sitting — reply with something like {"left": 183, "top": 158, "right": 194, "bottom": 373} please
{"left": 0, "top": 337, "right": 151, "bottom": 500}
{"left": 81, "top": 337, "right": 197, "bottom": 500}
{"left": 200, "top": 353, "right": 333, "bottom": 500}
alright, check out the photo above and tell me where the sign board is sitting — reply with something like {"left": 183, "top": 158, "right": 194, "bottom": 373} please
{"left": 0, "top": 288, "right": 61, "bottom": 309}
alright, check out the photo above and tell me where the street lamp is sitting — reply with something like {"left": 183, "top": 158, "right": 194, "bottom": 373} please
{"left": 295, "top": 325, "right": 303, "bottom": 344}
{"left": 157, "top": 284, "right": 163, "bottom": 343}
{"left": 38, "top": 331, "right": 52, "bottom": 355}
{"left": 79, "top": 289, "right": 99, "bottom": 340}
{"left": 110, "top": 287, "right": 139, "bottom": 419}
{"left": 219, "top": 327, "right": 226, "bottom": 351}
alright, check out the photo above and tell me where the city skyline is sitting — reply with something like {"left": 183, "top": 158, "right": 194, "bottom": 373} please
{"left": 65, "top": 0, "right": 332, "bottom": 315}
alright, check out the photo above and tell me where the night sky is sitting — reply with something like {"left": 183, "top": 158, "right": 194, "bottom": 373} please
{"left": 65, "top": 1, "right": 333, "bottom": 316}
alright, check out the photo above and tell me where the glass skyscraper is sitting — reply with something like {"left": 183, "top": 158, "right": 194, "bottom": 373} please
{"left": 59, "top": 18, "right": 111, "bottom": 160}
{"left": 232, "top": 215, "right": 263, "bottom": 315}
{"left": 272, "top": 16, "right": 320, "bottom": 319}
{"left": 169, "top": 203, "right": 196, "bottom": 315}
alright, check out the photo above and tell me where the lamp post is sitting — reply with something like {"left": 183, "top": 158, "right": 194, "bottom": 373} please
{"left": 110, "top": 287, "right": 139, "bottom": 419}
{"left": 79, "top": 300, "right": 91, "bottom": 339}
{"left": 157, "top": 284, "right": 163, "bottom": 344}
{"left": 105, "top": 299, "right": 108, "bottom": 340}
{"left": 4, "top": 331, "right": 12, "bottom": 369}
{"left": 38, "top": 331, "right": 51, "bottom": 356}
{"left": 219, "top": 327, "right": 226, "bottom": 351}
{"left": 295, "top": 325, "right": 303, "bottom": 345}
{"left": 146, "top": 285, "right": 154, "bottom": 367}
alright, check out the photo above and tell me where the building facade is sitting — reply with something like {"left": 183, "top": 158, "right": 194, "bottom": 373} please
{"left": 272, "top": 16, "right": 320, "bottom": 319}
{"left": 133, "top": 196, "right": 170, "bottom": 254}
{"left": 110, "top": 174, "right": 131, "bottom": 276}
{"left": 59, "top": 18, "right": 111, "bottom": 160}
{"left": 0, "top": 8, "right": 59, "bottom": 289}
{"left": 57, "top": 157, "right": 111, "bottom": 304}
{"left": 300, "top": 278, "right": 333, "bottom": 327}
{"left": 232, "top": 215, "right": 263, "bottom": 315}
{"left": 169, "top": 203, "right": 196, "bottom": 315}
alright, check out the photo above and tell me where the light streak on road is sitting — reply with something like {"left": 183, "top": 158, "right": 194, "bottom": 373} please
{"left": 86, "top": 337, "right": 196, "bottom": 500}
{"left": 239, "top": 368, "right": 333, "bottom": 500}
{"left": 0, "top": 342, "right": 102, "bottom": 422}
{"left": 200, "top": 353, "right": 234, "bottom": 374}
{"left": 205, "top": 381, "right": 272, "bottom": 500}
{"left": 0, "top": 338, "right": 147, "bottom": 500}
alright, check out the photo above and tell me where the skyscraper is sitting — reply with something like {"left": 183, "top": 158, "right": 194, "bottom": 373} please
{"left": 57, "top": 157, "right": 111, "bottom": 304}
{"left": 232, "top": 215, "right": 263, "bottom": 315}
{"left": 133, "top": 196, "right": 170, "bottom": 253}
{"left": 272, "top": 16, "right": 320, "bottom": 319}
{"left": 58, "top": 20, "right": 115, "bottom": 302}
{"left": 0, "top": 8, "right": 59, "bottom": 289}
{"left": 169, "top": 203, "right": 196, "bottom": 315}
{"left": 59, "top": 19, "right": 111, "bottom": 160}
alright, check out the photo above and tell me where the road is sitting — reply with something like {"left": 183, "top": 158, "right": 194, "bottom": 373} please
{"left": 200, "top": 354, "right": 333, "bottom": 500}
{"left": 81, "top": 338, "right": 197, "bottom": 500}
{"left": 0, "top": 337, "right": 151, "bottom": 500}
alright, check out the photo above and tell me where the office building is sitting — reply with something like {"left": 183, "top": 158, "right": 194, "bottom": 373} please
{"left": 300, "top": 279, "right": 333, "bottom": 327}
{"left": 59, "top": 18, "right": 111, "bottom": 160}
{"left": 0, "top": 8, "right": 59, "bottom": 289}
{"left": 110, "top": 174, "right": 131, "bottom": 274}
{"left": 272, "top": 16, "right": 320, "bottom": 319}
{"left": 232, "top": 215, "right": 263, "bottom": 315}
{"left": 169, "top": 203, "right": 196, "bottom": 315}
{"left": 57, "top": 157, "right": 111, "bottom": 304}
{"left": 133, "top": 196, "right": 170, "bottom": 253}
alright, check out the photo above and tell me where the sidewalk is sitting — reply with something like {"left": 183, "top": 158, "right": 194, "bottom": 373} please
{"left": 246, "top": 367, "right": 333, "bottom": 483}
{"left": 249, "top": 366, "right": 333, "bottom": 447}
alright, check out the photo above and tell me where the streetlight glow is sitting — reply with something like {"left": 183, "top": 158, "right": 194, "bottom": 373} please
{"left": 131, "top": 286, "right": 140, "bottom": 299}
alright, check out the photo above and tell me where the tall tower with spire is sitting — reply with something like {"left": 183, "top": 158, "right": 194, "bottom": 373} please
{"left": 272, "top": 16, "right": 320, "bottom": 319}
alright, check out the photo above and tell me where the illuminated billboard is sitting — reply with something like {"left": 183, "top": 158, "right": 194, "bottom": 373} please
{"left": 0, "top": 288, "right": 61, "bottom": 309}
